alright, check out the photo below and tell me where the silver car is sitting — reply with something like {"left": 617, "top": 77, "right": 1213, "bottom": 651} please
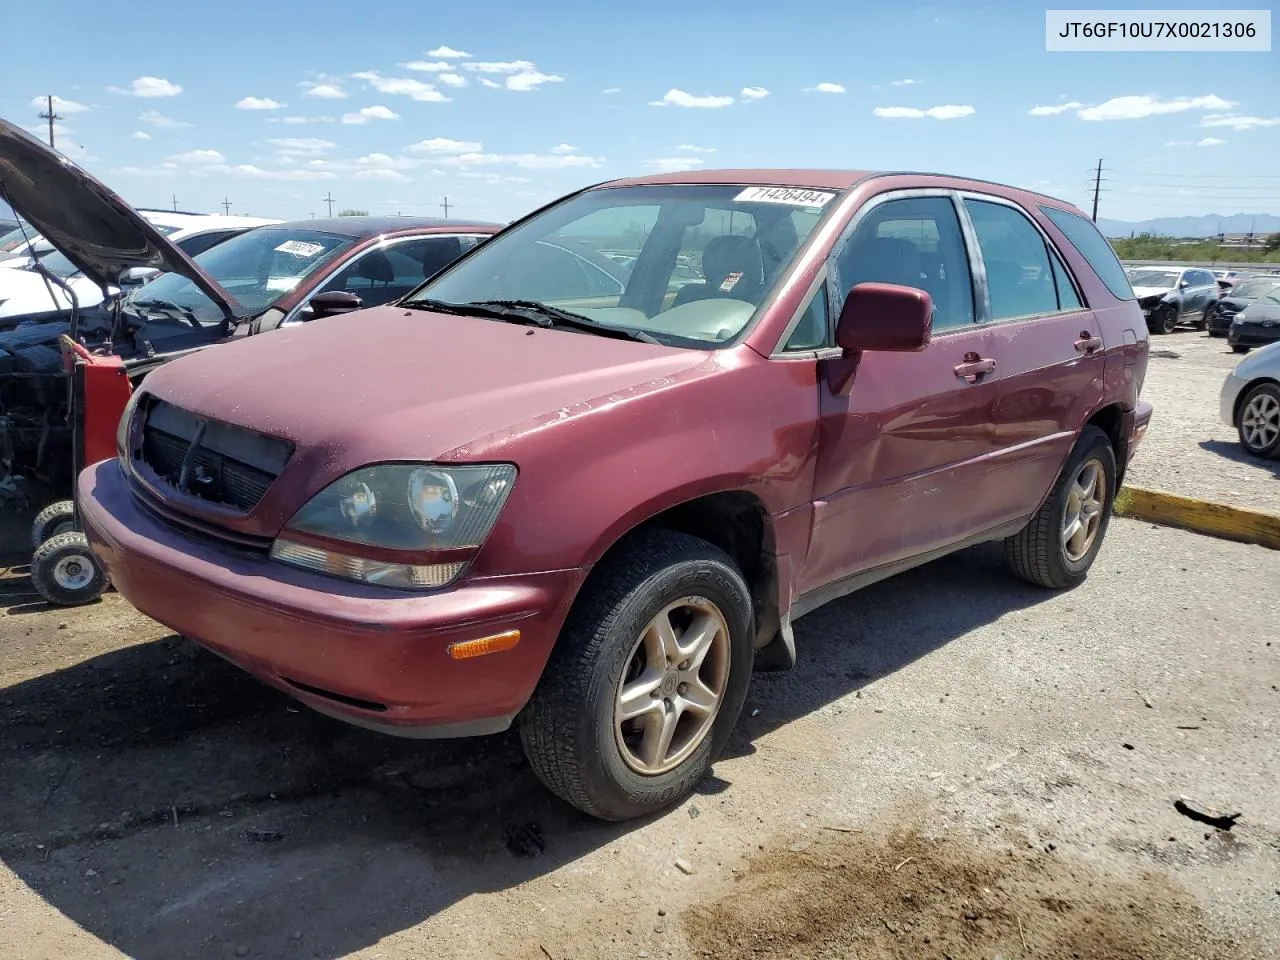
{"left": 1220, "top": 340, "right": 1280, "bottom": 458}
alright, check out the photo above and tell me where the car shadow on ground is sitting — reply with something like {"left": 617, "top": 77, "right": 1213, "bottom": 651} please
{"left": 0, "top": 542, "right": 1051, "bottom": 959}
{"left": 1198, "top": 438, "right": 1280, "bottom": 480}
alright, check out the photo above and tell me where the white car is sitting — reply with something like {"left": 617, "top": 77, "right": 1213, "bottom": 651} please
{"left": 1219, "top": 340, "right": 1280, "bottom": 459}
{"left": 0, "top": 211, "right": 280, "bottom": 320}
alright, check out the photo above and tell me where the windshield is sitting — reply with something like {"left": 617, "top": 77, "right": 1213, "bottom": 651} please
{"left": 1127, "top": 270, "right": 1178, "bottom": 289}
{"left": 405, "top": 183, "right": 836, "bottom": 348}
{"left": 1233, "top": 279, "right": 1280, "bottom": 301}
{"left": 0, "top": 224, "right": 37, "bottom": 256}
{"left": 127, "top": 227, "right": 355, "bottom": 324}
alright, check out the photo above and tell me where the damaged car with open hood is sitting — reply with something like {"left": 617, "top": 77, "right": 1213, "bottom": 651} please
{"left": 0, "top": 118, "right": 501, "bottom": 539}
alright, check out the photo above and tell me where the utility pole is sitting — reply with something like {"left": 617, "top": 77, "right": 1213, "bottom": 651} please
{"left": 221, "top": 196, "right": 232, "bottom": 215}
{"left": 323, "top": 192, "right": 335, "bottom": 217}
{"left": 1090, "top": 158, "right": 1103, "bottom": 222}
{"left": 440, "top": 196, "right": 450, "bottom": 218}
{"left": 171, "top": 193, "right": 178, "bottom": 213}
{"left": 38, "top": 95, "right": 63, "bottom": 149}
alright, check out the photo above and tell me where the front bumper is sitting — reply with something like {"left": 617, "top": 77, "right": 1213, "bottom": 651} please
{"left": 1227, "top": 322, "right": 1280, "bottom": 349}
{"left": 79, "top": 460, "right": 587, "bottom": 737}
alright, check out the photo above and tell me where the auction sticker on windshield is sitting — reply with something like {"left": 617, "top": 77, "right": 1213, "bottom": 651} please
{"left": 275, "top": 240, "right": 326, "bottom": 258}
{"left": 734, "top": 186, "right": 836, "bottom": 208}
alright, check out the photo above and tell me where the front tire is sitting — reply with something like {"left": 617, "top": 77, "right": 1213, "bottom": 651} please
{"left": 30, "top": 532, "right": 109, "bottom": 607}
{"left": 1005, "top": 425, "right": 1116, "bottom": 590}
{"left": 519, "top": 529, "right": 754, "bottom": 821}
{"left": 1155, "top": 306, "right": 1179, "bottom": 335}
{"left": 1236, "top": 382, "right": 1280, "bottom": 459}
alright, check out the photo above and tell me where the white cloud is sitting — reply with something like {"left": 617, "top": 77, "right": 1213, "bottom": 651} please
{"left": 354, "top": 168, "right": 412, "bottom": 182}
{"left": 268, "top": 137, "right": 336, "bottom": 155}
{"left": 166, "top": 149, "right": 226, "bottom": 166}
{"left": 677, "top": 144, "right": 716, "bottom": 153}
{"left": 236, "top": 96, "right": 286, "bottom": 110}
{"left": 1077, "top": 94, "right": 1234, "bottom": 121}
{"left": 138, "top": 109, "right": 191, "bottom": 129}
{"left": 1166, "top": 137, "right": 1227, "bottom": 147}
{"left": 873, "top": 104, "right": 974, "bottom": 119}
{"left": 110, "top": 76, "right": 182, "bottom": 98}
{"left": 806, "top": 82, "right": 846, "bottom": 94}
{"left": 1199, "top": 113, "right": 1280, "bottom": 130}
{"left": 551, "top": 143, "right": 578, "bottom": 154}
{"left": 602, "top": 87, "right": 622, "bottom": 95}
{"left": 301, "top": 82, "right": 347, "bottom": 99}
{"left": 643, "top": 157, "right": 705, "bottom": 173}
{"left": 229, "top": 164, "right": 337, "bottom": 181}
{"left": 462, "top": 60, "right": 535, "bottom": 74}
{"left": 351, "top": 71, "right": 449, "bottom": 102}
{"left": 29, "top": 95, "right": 89, "bottom": 115}
{"left": 440, "top": 151, "right": 604, "bottom": 170}
{"left": 649, "top": 88, "right": 734, "bottom": 108}
{"left": 458, "top": 172, "right": 533, "bottom": 184}
{"left": 478, "top": 78, "right": 502, "bottom": 89}
{"left": 271, "top": 115, "right": 336, "bottom": 125}
{"left": 1029, "top": 101, "right": 1084, "bottom": 116}
{"left": 403, "top": 60, "right": 453, "bottom": 72}
{"left": 428, "top": 45, "right": 471, "bottom": 58}
{"left": 741, "top": 86, "right": 770, "bottom": 100}
{"left": 355, "top": 152, "right": 417, "bottom": 170}
{"left": 891, "top": 79, "right": 922, "bottom": 86}
{"left": 131, "top": 130, "right": 151, "bottom": 140}
{"left": 438, "top": 73, "right": 467, "bottom": 88}
{"left": 407, "top": 137, "right": 483, "bottom": 153}
{"left": 506, "top": 70, "right": 563, "bottom": 92}
{"left": 341, "top": 105, "right": 400, "bottom": 124}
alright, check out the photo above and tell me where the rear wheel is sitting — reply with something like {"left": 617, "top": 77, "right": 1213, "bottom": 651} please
{"left": 1005, "top": 425, "right": 1116, "bottom": 590}
{"left": 519, "top": 529, "right": 754, "bottom": 821}
{"left": 1236, "top": 382, "right": 1280, "bottom": 459}
{"left": 1193, "top": 307, "right": 1210, "bottom": 331}
{"left": 31, "top": 500, "right": 76, "bottom": 549}
{"left": 30, "top": 532, "right": 109, "bottom": 607}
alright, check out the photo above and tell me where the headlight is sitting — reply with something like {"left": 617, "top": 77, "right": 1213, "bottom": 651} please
{"left": 1234, "top": 312, "right": 1246, "bottom": 324}
{"left": 270, "top": 462, "right": 516, "bottom": 590}
{"left": 116, "top": 388, "right": 143, "bottom": 464}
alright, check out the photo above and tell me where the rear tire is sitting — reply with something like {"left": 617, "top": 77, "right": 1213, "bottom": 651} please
{"left": 30, "top": 532, "right": 109, "bottom": 607}
{"left": 519, "top": 529, "right": 754, "bottom": 821}
{"left": 1005, "top": 425, "right": 1116, "bottom": 590}
{"left": 1193, "top": 308, "right": 1209, "bottom": 331}
{"left": 1236, "top": 382, "right": 1280, "bottom": 459}
{"left": 31, "top": 500, "right": 76, "bottom": 549}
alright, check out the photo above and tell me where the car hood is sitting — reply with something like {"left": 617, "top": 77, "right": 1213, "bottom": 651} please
{"left": 139, "top": 305, "right": 711, "bottom": 471}
{"left": 1131, "top": 286, "right": 1173, "bottom": 301}
{"left": 1237, "top": 299, "right": 1280, "bottom": 321}
{"left": 0, "top": 119, "right": 239, "bottom": 321}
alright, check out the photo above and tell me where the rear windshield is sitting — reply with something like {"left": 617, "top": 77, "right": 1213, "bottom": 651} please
{"left": 1039, "top": 205, "right": 1134, "bottom": 301}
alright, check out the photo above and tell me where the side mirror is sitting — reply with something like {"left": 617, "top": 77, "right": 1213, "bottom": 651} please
{"left": 835, "top": 282, "right": 933, "bottom": 353}
{"left": 1178, "top": 279, "right": 1189, "bottom": 289}
{"left": 305, "top": 290, "right": 363, "bottom": 319}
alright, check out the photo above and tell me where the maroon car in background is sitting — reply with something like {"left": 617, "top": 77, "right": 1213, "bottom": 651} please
{"left": 80, "top": 168, "right": 1152, "bottom": 822}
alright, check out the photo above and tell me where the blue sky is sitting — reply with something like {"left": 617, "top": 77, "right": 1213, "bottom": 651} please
{"left": 2, "top": 0, "right": 1277, "bottom": 225}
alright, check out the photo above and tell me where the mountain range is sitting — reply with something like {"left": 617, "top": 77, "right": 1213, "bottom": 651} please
{"left": 1097, "top": 213, "right": 1280, "bottom": 239}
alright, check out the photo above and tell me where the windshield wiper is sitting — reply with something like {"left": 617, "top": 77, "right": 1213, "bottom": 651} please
{"left": 130, "top": 297, "right": 201, "bottom": 327}
{"left": 403, "top": 297, "right": 660, "bottom": 344}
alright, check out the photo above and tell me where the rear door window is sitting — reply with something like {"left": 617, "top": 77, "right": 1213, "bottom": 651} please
{"left": 964, "top": 199, "right": 1060, "bottom": 321}
{"left": 1039, "top": 205, "right": 1133, "bottom": 301}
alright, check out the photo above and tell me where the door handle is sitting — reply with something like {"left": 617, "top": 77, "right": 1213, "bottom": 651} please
{"left": 1074, "top": 333, "right": 1104, "bottom": 354}
{"left": 954, "top": 353, "right": 997, "bottom": 383}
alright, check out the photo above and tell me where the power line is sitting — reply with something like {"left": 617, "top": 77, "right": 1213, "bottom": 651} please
{"left": 1109, "top": 170, "right": 1280, "bottom": 180}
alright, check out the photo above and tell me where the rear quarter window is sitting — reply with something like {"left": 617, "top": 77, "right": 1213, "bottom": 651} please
{"left": 1038, "top": 205, "right": 1134, "bottom": 302}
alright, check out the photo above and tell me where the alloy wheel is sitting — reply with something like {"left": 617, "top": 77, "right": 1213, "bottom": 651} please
{"left": 1061, "top": 459, "right": 1106, "bottom": 562}
{"left": 614, "top": 597, "right": 730, "bottom": 775}
{"left": 1240, "top": 392, "right": 1280, "bottom": 452}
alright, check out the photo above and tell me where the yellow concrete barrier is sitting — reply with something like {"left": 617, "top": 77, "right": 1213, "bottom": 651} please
{"left": 1115, "top": 486, "right": 1280, "bottom": 551}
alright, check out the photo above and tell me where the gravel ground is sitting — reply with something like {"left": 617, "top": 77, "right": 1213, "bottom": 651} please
{"left": 1, "top": 518, "right": 1276, "bottom": 959}
{"left": 1125, "top": 328, "right": 1280, "bottom": 515}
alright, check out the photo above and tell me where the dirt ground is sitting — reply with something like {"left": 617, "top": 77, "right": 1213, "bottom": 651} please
{"left": 1124, "top": 328, "right": 1280, "bottom": 515}
{"left": 1, "top": 330, "right": 1277, "bottom": 959}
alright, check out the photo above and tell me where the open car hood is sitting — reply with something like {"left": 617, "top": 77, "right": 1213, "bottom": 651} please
{"left": 0, "top": 119, "right": 239, "bottom": 321}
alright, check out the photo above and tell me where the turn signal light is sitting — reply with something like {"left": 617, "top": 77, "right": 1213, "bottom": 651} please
{"left": 447, "top": 630, "right": 521, "bottom": 660}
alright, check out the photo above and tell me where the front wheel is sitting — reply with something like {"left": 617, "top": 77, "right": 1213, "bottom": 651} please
{"left": 1005, "top": 425, "right": 1116, "bottom": 590}
{"left": 1237, "top": 382, "right": 1280, "bottom": 459}
{"left": 1155, "top": 306, "right": 1179, "bottom": 335}
{"left": 519, "top": 529, "right": 754, "bottom": 821}
{"left": 30, "top": 532, "right": 109, "bottom": 607}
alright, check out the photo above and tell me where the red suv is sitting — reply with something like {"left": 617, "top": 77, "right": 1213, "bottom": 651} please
{"left": 80, "top": 170, "right": 1152, "bottom": 821}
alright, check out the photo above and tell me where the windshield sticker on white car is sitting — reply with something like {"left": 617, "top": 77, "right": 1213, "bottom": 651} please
{"left": 720, "top": 271, "right": 743, "bottom": 292}
{"left": 274, "top": 240, "right": 326, "bottom": 258}
{"left": 734, "top": 186, "right": 836, "bottom": 208}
